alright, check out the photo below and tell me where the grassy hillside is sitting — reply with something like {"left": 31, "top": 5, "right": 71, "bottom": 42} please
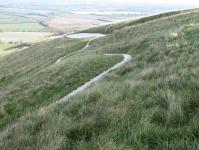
{"left": 0, "top": 36, "right": 122, "bottom": 132}
{"left": 1, "top": 8, "right": 199, "bottom": 149}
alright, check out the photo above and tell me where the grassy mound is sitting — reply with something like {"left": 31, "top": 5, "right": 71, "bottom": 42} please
{"left": 1, "top": 8, "right": 199, "bottom": 149}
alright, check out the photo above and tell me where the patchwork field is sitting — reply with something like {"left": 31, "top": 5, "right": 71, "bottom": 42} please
{"left": 0, "top": 18, "right": 39, "bottom": 25}
{"left": 0, "top": 32, "right": 53, "bottom": 44}
{"left": 0, "top": 13, "right": 46, "bottom": 19}
{"left": 0, "top": 12, "right": 142, "bottom": 32}
{"left": 22, "top": 15, "right": 46, "bottom": 18}
{"left": 0, "top": 12, "right": 104, "bottom": 33}
{"left": 0, "top": 12, "right": 48, "bottom": 25}
{"left": 0, "top": 23, "right": 45, "bottom": 30}
{"left": 47, "top": 14, "right": 106, "bottom": 29}
{"left": 0, "top": 44, "right": 15, "bottom": 50}
{"left": 10, "top": 13, "right": 47, "bottom": 18}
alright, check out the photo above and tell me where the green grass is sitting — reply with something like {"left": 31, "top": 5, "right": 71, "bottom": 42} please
{"left": 0, "top": 44, "right": 15, "bottom": 50}
{"left": 1, "top": 8, "right": 199, "bottom": 150}
{"left": 0, "top": 48, "right": 17, "bottom": 59}
{"left": 0, "top": 23, "right": 45, "bottom": 30}
{"left": 0, "top": 36, "right": 123, "bottom": 133}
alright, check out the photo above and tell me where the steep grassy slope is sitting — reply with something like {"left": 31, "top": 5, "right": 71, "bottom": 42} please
{"left": 1, "top": 8, "right": 199, "bottom": 149}
{"left": 0, "top": 37, "right": 122, "bottom": 132}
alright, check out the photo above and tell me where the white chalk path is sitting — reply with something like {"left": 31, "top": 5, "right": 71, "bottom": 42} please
{"left": 18, "top": 46, "right": 29, "bottom": 51}
{"left": 57, "top": 54, "right": 131, "bottom": 102}
{"left": 56, "top": 33, "right": 131, "bottom": 102}
{"left": 56, "top": 33, "right": 106, "bottom": 63}
{"left": 56, "top": 38, "right": 94, "bottom": 64}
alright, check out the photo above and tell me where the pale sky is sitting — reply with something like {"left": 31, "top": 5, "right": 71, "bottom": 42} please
{"left": 90, "top": 0, "right": 199, "bottom": 5}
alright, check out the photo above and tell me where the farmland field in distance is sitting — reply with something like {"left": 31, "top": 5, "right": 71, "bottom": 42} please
{"left": 0, "top": 32, "right": 53, "bottom": 44}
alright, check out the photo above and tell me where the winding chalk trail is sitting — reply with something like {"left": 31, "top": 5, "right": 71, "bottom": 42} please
{"left": 57, "top": 54, "right": 131, "bottom": 102}
{"left": 56, "top": 33, "right": 106, "bottom": 63}
{"left": 18, "top": 46, "right": 29, "bottom": 51}
{"left": 55, "top": 33, "right": 132, "bottom": 102}
{"left": 56, "top": 38, "right": 95, "bottom": 64}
